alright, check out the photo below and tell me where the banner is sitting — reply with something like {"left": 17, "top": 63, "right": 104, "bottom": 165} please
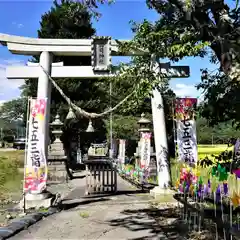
{"left": 24, "top": 98, "right": 48, "bottom": 194}
{"left": 175, "top": 98, "right": 197, "bottom": 120}
{"left": 175, "top": 98, "right": 198, "bottom": 164}
{"left": 140, "top": 132, "right": 151, "bottom": 169}
{"left": 118, "top": 139, "right": 126, "bottom": 165}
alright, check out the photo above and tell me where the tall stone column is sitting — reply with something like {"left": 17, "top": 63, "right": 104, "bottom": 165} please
{"left": 150, "top": 56, "right": 172, "bottom": 198}
{"left": 21, "top": 52, "right": 54, "bottom": 209}
{"left": 151, "top": 89, "right": 170, "bottom": 189}
{"left": 37, "top": 51, "right": 52, "bottom": 157}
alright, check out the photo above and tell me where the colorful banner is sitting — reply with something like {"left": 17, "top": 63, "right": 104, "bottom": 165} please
{"left": 175, "top": 98, "right": 197, "bottom": 121}
{"left": 175, "top": 98, "right": 198, "bottom": 164}
{"left": 24, "top": 98, "right": 48, "bottom": 194}
{"left": 140, "top": 132, "right": 151, "bottom": 169}
{"left": 118, "top": 139, "right": 126, "bottom": 165}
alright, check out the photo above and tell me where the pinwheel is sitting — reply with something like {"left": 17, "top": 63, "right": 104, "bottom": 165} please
{"left": 189, "top": 184, "right": 194, "bottom": 196}
{"left": 210, "top": 176, "right": 219, "bottom": 193}
{"left": 233, "top": 169, "right": 240, "bottom": 179}
{"left": 175, "top": 180, "right": 180, "bottom": 189}
{"left": 223, "top": 181, "right": 228, "bottom": 195}
{"left": 211, "top": 167, "right": 217, "bottom": 177}
{"left": 192, "top": 168, "right": 201, "bottom": 177}
{"left": 231, "top": 191, "right": 240, "bottom": 208}
{"left": 211, "top": 164, "right": 228, "bottom": 182}
{"left": 203, "top": 184, "right": 209, "bottom": 196}
{"left": 198, "top": 176, "right": 203, "bottom": 185}
{"left": 217, "top": 165, "right": 228, "bottom": 182}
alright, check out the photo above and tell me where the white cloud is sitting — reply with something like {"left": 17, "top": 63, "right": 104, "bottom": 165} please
{"left": 171, "top": 83, "right": 206, "bottom": 104}
{"left": 172, "top": 83, "right": 201, "bottom": 98}
{"left": 0, "top": 59, "right": 25, "bottom": 102}
{"left": 12, "top": 22, "right": 24, "bottom": 28}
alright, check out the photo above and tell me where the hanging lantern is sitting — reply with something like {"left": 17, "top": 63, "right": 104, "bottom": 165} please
{"left": 86, "top": 119, "right": 95, "bottom": 132}
{"left": 66, "top": 107, "right": 76, "bottom": 120}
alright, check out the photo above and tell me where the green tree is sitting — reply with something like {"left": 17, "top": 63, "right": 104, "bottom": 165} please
{"left": 20, "top": 0, "right": 178, "bottom": 157}
{"left": 0, "top": 98, "right": 26, "bottom": 123}
{"left": 21, "top": 0, "right": 109, "bottom": 138}
{"left": 111, "top": 0, "right": 240, "bottom": 129}
{"left": 197, "top": 69, "right": 240, "bottom": 127}
{"left": 145, "top": 0, "right": 240, "bottom": 77}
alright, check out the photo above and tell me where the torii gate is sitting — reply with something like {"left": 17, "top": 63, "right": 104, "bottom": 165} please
{"left": 0, "top": 34, "right": 189, "bottom": 194}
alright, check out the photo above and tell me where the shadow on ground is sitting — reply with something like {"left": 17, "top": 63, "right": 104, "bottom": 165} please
{"left": 60, "top": 197, "right": 111, "bottom": 210}
{"left": 64, "top": 189, "right": 149, "bottom": 203}
{"left": 108, "top": 207, "right": 215, "bottom": 240}
{"left": 83, "top": 189, "right": 149, "bottom": 198}
{"left": 60, "top": 189, "right": 150, "bottom": 211}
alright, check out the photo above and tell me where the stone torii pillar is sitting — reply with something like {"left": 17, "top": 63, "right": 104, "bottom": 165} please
{"left": 150, "top": 60, "right": 190, "bottom": 197}
{"left": 38, "top": 51, "right": 53, "bottom": 155}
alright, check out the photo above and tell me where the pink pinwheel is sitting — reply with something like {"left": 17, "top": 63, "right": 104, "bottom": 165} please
{"left": 233, "top": 169, "right": 240, "bottom": 178}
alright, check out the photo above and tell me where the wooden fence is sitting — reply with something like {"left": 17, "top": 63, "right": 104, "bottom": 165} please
{"left": 85, "top": 159, "right": 117, "bottom": 195}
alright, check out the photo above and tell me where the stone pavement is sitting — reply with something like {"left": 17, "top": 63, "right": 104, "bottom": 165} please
{"left": 8, "top": 175, "right": 186, "bottom": 240}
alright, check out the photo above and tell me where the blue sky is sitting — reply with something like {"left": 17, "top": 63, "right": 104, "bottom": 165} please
{"left": 0, "top": 0, "right": 219, "bottom": 103}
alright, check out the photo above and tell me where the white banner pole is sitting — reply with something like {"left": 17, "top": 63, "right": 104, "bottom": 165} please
{"left": 22, "top": 97, "right": 31, "bottom": 212}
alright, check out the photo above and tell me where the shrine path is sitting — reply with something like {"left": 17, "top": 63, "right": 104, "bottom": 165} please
{"left": 9, "top": 175, "right": 184, "bottom": 240}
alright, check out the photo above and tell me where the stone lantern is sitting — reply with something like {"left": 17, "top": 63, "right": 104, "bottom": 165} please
{"left": 49, "top": 114, "right": 65, "bottom": 156}
{"left": 137, "top": 113, "right": 151, "bottom": 133}
{"left": 48, "top": 114, "right": 67, "bottom": 182}
{"left": 137, "top": 113, "right": 157, "bottom": 182}
{"left": 135, "top": 113, "right": 152, "bottom": 168}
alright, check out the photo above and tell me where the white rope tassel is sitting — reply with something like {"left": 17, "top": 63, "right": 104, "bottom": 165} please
{"left": 39, "top": 65, "right": 135, "bottom": 119}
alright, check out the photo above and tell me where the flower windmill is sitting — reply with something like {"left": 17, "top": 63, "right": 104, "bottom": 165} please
{"left": 211, "top": 164, "right": 229, "bottom": 182}
{"left": 229, "top": 170, "right": 240, "bottom": 208}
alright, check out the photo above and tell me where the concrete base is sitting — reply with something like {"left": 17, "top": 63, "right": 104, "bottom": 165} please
{"left": 19, "top": 192, "right": 54, "bottom": 210}
{"left": 150, "top": 186, "right": 176, "bottom": 202}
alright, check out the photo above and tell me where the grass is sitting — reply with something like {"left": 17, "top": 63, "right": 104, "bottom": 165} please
{"left": 0, "top": 150, "right": 25, "bottom": 167}
{"left": 198, "top": 144, "right": 231, "bottom": 160}
{"left": 0, "top": 144, "right": 229, "bottom": 202}
{"left": 0, "top": 150, "right": 24, "bottom": 201}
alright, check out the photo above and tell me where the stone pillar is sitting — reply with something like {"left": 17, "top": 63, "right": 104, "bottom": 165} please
{"left": 20, "top": 52, "right": 54, "bottom": 209}
{"left": 151, "top": 88, "right": 171, "bottom": 190}
{"left": 37, "top": 51, "right": 52, "bottom": 158}
{"left": 149, "top": 56, "right": 172, "bottom": 196}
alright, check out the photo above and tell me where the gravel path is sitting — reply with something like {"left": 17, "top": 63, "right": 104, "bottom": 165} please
{"left": 8, "top": 174, "right": 183, "bottom": 240}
